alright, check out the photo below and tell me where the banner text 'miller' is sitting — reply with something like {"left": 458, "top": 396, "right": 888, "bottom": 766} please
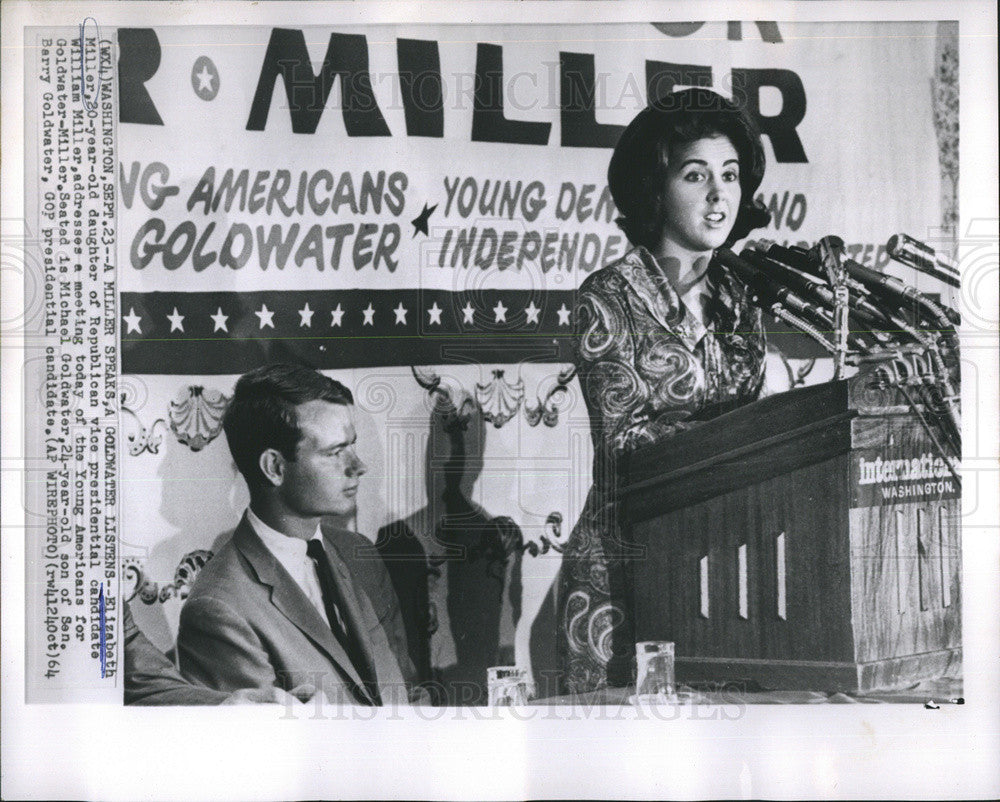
{"left": 117, "top": 27, "right": 808, "bottom": 162}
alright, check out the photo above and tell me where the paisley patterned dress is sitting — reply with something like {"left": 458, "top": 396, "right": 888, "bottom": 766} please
{"left": 558, "top": 245, "right": 766, "bottom": 693}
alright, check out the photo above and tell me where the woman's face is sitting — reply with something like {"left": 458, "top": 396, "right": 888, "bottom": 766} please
{"left": 658, "top": 134, "right": 742, "bottom": 254}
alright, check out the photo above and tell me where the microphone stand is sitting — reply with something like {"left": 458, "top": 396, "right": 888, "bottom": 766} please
{"left": 726, "top": 238, "right": 962, "bottom": 466}
{"left": 813, "top": 237, "right": 852, "bottom": 381}
{"left": 852, "top": 346, "right": 961, "bottom": 466}
{"left": 821, "top": 240, "right": 962, "bottom": 454}
{"left": 763, "top": 303, "right": 838, "bottom": 355}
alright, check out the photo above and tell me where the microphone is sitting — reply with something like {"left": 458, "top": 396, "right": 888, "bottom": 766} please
{"left": 744, "top": 243, "right": 943, "bottom": 352}
{"left": 715, "top": 248, "right": 873, "bottom": 351}
{"left": 761, "top": 237, "right": 960, "bottom": 330}
{"left": 719, "top": 250, "right": 830, "bottom": 323}
{"left": 734, "top": 243, "right": 961, "bottom": 455}
{"left": 744, "top": 245, "right": 894, "bottom": 331}
{"left": 817, "top": 237, "right": 960, "bottom": 330}
{"left": 886, "top": 233, "right": 960, "bottom": 289}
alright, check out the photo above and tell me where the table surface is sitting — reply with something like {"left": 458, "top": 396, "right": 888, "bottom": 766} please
{"left": 531, "top": 676, "right": 964, "bottom": 706}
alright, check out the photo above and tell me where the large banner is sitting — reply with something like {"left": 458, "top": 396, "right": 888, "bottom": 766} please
{"left": 119, "top": 21, "right": 953, "bottom": 376}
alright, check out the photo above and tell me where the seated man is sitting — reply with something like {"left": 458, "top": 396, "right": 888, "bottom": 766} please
{"left": 177, "top": 363, "right": 416, "bottom": 707}
{"left": 124, "top": 603, "right": 305, "bottom": 706}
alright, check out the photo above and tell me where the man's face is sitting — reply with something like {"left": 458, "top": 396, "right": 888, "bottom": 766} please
{"left": 278, "top": 399, "right": 366, "bottom": 519}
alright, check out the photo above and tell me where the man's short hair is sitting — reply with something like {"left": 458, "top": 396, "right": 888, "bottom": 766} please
{"left": 223, "top": 363, "right": 354, "bottom": 492}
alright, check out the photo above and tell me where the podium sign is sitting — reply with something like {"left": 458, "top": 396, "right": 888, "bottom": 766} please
{"left": 621, "top": 377, "right": 961, "bottom": 693}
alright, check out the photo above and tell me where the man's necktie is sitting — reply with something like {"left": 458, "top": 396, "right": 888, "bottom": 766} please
{"left": 306, "top": 538, "right": 381, "bottom": 705}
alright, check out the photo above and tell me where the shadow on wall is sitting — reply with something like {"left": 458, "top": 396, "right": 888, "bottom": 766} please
{"left": 376, "top": 395, "right": 561, "bottom": 705}
{"left": 129, "top": 427, "right": 246, "bottom": 652}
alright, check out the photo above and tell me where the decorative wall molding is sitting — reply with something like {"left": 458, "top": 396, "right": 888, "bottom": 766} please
{"left": 169, "top": 385, "right": 229, "bottom": 452}
{"left": 525, "top": 366, "right": 577, "bottom": 427}
{"left": 411, "top": 366, "right": 476, "bottom": 432}
{"left": 426, "top": 511, "right": 565, "bottom": 572}
{"left": 507, "top": 511, "right": 567, "bottom": 557}
{"left": 412, "top": 365, "right": 577, "bottom": 430}
{"left": 121, "top": 399, "right": 168, "bottom": 456}
{"left": 476, "top": 370, "right": 525, "bottom": 428}
{"left": 121, "top": 384, "right": 230, "bottom": 456}
{"left": 124, "top": 550, "right": 214, "bottom": 604}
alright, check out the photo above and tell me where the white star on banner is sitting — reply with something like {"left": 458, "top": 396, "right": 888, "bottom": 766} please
{"left": 524, "top": 301, "right": 541, "bottom": 324}
{"left": 461, "top": 302, "right": 475, "bottom": 325}
{"left": 298, "top": 302, "right": 314, "bottom": 327}
{"left": 330, "top": 303, "right": 344, "bottom": 327}
{"left": 393, "top": 302, "right": 408, "bottom": 325}
{"left": 362, "top": 303, "right": 376, "bottom": 326}
{"left": 556, "top": 303, "right": 572, "bottom": 326}
{"left": 123, "top": 308, "right": 142, "bottom": 334}
{"left": 210, "top": 307, "right": 229, "bottom": 332}
{"left": 255, "top": 303, "right": 275, "bottom": 329}
{"left": 493, "top": 300, "right": 508, "bottom": 323}
{"left": 167, "top": 307, "right": 185, "bottom": 332}
{"left": 195, "top": 65, "right": 214, "bottom": 92}
{"left": 427, "top": 302, "right": 443, "bottom": 325}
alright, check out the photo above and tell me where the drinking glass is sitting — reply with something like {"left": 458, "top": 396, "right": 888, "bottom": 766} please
{"left": 635, "top": 641, "right": 676, "bottom": 700}
{"left": 486, "top": 666, "right": 531, "bottom": 706}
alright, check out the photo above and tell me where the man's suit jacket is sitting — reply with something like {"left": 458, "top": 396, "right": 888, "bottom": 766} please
{"left": 177, "top": 514, "right": 414, "bottom": 706}
{"left": 125, "top": 603, "right": 231, "bottom": 705}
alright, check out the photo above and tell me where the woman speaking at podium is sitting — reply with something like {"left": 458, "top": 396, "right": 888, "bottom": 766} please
{"left": 558, "top": 88, "right": 772, "bottom": 693}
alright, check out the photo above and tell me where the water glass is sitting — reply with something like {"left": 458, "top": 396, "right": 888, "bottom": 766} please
{"left": 635, "top": 641, "right": 676, "bottom": 699}
{"left": 486, "top": 666, "right": 531, "bottom": 706}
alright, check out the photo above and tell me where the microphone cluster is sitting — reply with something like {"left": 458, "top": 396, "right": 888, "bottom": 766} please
{"left": 887, "top": 232, "right": 960, "bottom": 289}
{"left": 717, "top": 234, "right": 961, "bottom": 455}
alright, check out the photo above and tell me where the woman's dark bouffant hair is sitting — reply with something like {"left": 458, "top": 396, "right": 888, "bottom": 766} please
{"left": 608, "top": 88, "right": 771, "bottom": 249}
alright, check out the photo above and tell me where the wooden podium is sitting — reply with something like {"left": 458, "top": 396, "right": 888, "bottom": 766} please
{"left": 621, "top": 376, "right": 961, "bottom": 693}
